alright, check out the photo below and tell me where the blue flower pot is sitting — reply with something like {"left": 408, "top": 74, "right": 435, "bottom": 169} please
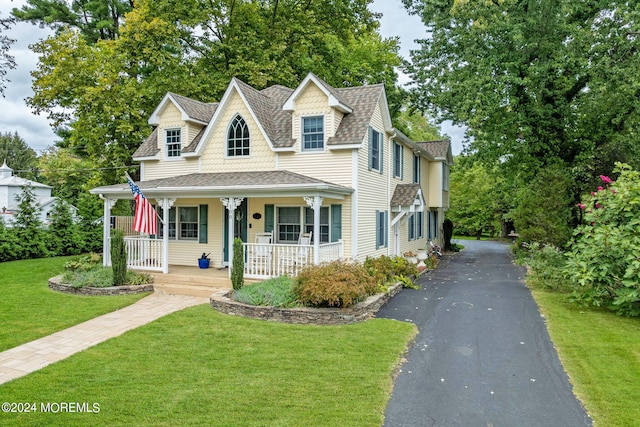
{"left": 198, "top": 259, "right": 210, "bottom": 269}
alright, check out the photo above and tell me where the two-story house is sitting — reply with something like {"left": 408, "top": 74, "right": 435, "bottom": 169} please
{"left": 90, "top": 73, "right": 451, "bottom": 278}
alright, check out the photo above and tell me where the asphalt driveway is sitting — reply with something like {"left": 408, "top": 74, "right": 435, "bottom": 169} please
{"left": 377, "top": 239, "right": 592, "bottom": 427}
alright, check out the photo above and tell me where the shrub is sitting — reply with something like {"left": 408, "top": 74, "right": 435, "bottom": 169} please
{"left": 231, "top": 238, "right": 244, "bottom": 291}
{"left": 232, "top": 276, "right": 298, "bottom": 308}
{"left": 62, "top": 264, "right": 153, "bottom": 288}
{"left": 110, "top": 230, "right": 127, "bottom": 286}
{"left": 364, "top": 255, "right": 418, "bottom": 286}
{"left": 295, "top": 260, "right": 377, "bottom": 308}
{"left": 564, "top": 164, "right": 640, "bottom": 317}
{"left": 520, "top": 242, "right": 571, "bottom": 292}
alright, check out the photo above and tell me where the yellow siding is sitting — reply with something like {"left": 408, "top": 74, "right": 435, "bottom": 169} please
{"left": 355, "top": 100, "right": 392, "bottom": 261}
{"left": 164, "top": 196, "right": 352, "bottom": 267}
{"left": 200, "top": 90, "right": 276, "bottom": 173}
{"left": 141, "top": 102, "right": 201, "bottom": 180}
{"left": 428, "top": 161, "right": 443, "bottom": 207}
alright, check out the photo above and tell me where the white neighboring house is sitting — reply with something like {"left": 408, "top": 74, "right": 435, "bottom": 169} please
{"left": 0, "top": 160, "right": 76, "bottom": 226}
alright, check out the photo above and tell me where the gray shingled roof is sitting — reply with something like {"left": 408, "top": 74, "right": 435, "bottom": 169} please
{"left": 132, "top": 127, "right": 159, "bottom": 158}
{"left": 308, "top": 72, "right": 352, "bottom": 112}
{"left": 391, "top": 184, "right": 422, "bottom": 207}
{"left": 417, "top": 140, "right": 451, "bottom": 159}
{"left": 327, "top": 85, "right": 384, "bottom": 146}
{"left": 90, "top": 170, "right": 352, "bottom": 196}
{"left": 135, "top": 76, "right": 385, "bottom": 155}
{"left": 168, "top": 92, "right": 218, "bottom": 124}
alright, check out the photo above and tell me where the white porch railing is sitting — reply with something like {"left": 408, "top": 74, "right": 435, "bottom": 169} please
{"left": 243, "top": 240, "right": 344, "bottom": 279}
{"left": 122, "top": 237, "right": 164, "bottom": 272}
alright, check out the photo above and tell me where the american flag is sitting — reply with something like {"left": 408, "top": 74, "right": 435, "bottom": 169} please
{"left": 126, "top": 174, "right": 158, "bottom": 235}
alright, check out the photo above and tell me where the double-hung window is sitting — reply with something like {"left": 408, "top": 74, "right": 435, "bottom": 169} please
{"left": 408, "top": 212, "right": 424, "bottom": 241}
{"left": 302, "top": 116, "right": 324, "bottom": 151}
{"left": 227, "top": 115, "right": 250, "bottom": 157}
{"left": 393, "top": 142, "right": 403, "bottom": 179}
{"left": 165, "top": 128, "right": 181, "bottom": 158}
{"left": 304, "top": 207, "right": 329, "bottom": 243}
{"left": 158, "top": 206, "right": 198, "bottom": 240}
{"left": 277, "top": 207, "right": 301, "bottom": 242}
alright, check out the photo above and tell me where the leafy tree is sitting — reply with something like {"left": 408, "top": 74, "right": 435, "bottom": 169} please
{"left": 446, "top": 157, "right": 504, "bottom": 238}
{"left": 0, "top": 132, "right": 38, "bottom": 179}
{"left": 12, "top": 184, "right": 49, "bottom": 259}
{"left": 47, "top": 198, "right": 82, "bottom": 256}
{"left": 394, "top": 109, "right": 442, "bottom": 142}
{"left": 75, "top": 192, "right": 103, "bottom": 253}
{"left": 25, "top": 0, "right": 404, "bottom": 184}
{"left": 37, "top": 146, "right": 98, "bottom": 204}
{"left": 0, "top": 13, "right": 16, "bottom": 96}
{"left": 403, "top": 0, "right": 640, "bottom": 198}
{"left": 510, "top": 164, "right": 574, "bottom": 247}
{"left": 12, "top": 0, "right": 133, "bottom": 43}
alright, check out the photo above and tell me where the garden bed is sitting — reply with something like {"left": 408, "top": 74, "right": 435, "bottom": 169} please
{"left": 48, "top": 275, "right": 153, "bottom": 296}
{"left": 209, "top": 282, "right": 402, "bottom": 325}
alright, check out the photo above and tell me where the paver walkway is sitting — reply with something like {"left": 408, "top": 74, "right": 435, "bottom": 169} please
{"left": 0, "top": 293, "right": 208, "bottom": 385}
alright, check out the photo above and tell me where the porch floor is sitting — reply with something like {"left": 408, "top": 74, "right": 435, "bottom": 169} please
{"left": 145, "top": 265, "right": 258, "bottom": 298}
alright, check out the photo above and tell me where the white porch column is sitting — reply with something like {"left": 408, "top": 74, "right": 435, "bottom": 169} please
{"left": 220, "top": 197, "right": 245, "bottom": 277}
{"left": 100, "top": 196, "right": 116, "bottom": 267}
{"left": 157, "top": 198, "right": 175, "bottom": 274}
{"left": 304, "top": 196, "right": 323, "bottom": 265}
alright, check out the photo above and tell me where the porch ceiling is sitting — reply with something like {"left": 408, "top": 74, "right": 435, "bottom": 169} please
{"left": 90, "top": 170, "right": 353, "bottom": 200}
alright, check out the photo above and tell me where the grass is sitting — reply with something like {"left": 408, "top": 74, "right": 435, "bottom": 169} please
{"left": 531, "top": 289, "right": 640, "bottom": 426}
{"left": 1, "top": 305, "right": 417, "bottom": 427}
{"left": 0, "top": 257, "right": 149, "bottom": 351}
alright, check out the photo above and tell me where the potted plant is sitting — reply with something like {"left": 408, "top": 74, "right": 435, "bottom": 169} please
{"left": 198, "top": 253, "right": 210, "bottom": 269}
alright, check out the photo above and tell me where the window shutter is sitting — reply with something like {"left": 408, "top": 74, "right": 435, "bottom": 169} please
{"left": 368, "top": 126, "right": 373, "bottom": 171}
{"left": 375, "top": 210, "right": 380, "bottom": 249}
{"left": 379, "top": 134, "right": 384, "bottom": 174}
{"left": 384, "top": 211, "right": 388, "bottom": 247}
{"left": 331, "top": 204, "right": 342, "bottom": 242}
{"left": 199, "top": 204, "right": 208, "bottom": 243}
{"left": 264, "top": 204, "right": 274, "bottom": 233}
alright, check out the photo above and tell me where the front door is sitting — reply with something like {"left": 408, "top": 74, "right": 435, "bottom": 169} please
{"left": 223, "top": 199, "right": 248, "bottom": 263}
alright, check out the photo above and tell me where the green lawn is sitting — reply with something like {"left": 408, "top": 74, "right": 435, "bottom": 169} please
{"left": 531, "top": 289, "right": 640, "bottom": 426}
{"left": 1, "top": 305, "right": 417, "bottom": 427}
{"left": 0, "top": 257, "right": 148, "bottom": 351}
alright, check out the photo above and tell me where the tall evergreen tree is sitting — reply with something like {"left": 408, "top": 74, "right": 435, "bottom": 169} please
{"left": 0, "top": 132, "right": 38, "bottom": 180}
{"left": 13, "top": 184, "right": 49, "bottom": 259}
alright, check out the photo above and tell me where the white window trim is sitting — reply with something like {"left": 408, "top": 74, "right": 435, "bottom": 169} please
{"left": 301, "top": 115, "right": 325, "bottom": 152}
{"left": 164, "top": 128, "right": 182, "bottom": 160}
{"left": 275, "top": 205, "right": 331, "bottom": 243}
{"left": 393, "top": 141, "right": 403, "bottom": 179}
{"left": 225, "top": 114, "right": 251, "bottom": 158}
{"left": 371, "top": 129, "right": 382, "bottom": 172}
{"left": 159, "top": 205, "right": 199, "bottom": 241}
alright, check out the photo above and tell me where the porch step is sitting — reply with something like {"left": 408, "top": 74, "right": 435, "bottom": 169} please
{"left": 153, "top": 283, "right": 225, "bottom": 298}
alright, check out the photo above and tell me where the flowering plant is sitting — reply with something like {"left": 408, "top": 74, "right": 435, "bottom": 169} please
{"left": 565, "top": 163, "right": 640, "bottom": 317}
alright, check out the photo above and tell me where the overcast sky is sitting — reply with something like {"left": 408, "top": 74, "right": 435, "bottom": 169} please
{"left": 0, "top": 0, "right": 466, "bottom": 155}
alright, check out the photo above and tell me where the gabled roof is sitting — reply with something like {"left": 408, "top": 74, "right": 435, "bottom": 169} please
{"left": 137, "top": 73, "right": 393, "bottom": 158}
{"left": 283, "top": 72, "right": 353, "bottom": 113}
{"left": 390, "top": 184, "right": 424, "bottom": 211}
{"left": 417, "top": 140, "right": 453, "bottom": 164}
{"left": 327, "top": 84, "right": 386, "bottom": 147}
{"left": 148, "top": 92, "right": 218, "bottom": 126}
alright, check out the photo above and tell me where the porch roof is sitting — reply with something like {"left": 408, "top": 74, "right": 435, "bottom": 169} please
{"left": 89, "top": 170, "right": 354, "bottom": 200}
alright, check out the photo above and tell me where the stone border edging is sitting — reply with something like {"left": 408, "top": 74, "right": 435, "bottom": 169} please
{"left": 209, "top": 282, "right": 403, "bottom": 325}
{"left": 48, "top": 275, "right": 153, "bottom": 296}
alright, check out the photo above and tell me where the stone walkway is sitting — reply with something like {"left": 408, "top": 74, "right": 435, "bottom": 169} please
{"left": 0, "top": 293, "right": 208, "bottom": 385}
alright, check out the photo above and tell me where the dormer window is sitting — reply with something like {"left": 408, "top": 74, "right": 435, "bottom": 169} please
{"left": 165, "top": 128, "right": 181, "bottom": 158}
{"left": 302, "top": 116, "right": 324, "bottom": 151}
{"left": 227, "top": 115, "right": 250, "bottom": 157}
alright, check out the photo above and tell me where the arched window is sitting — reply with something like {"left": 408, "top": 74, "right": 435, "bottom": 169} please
{"left": 227, "top": 115, "right": 250, "bottom": 157}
